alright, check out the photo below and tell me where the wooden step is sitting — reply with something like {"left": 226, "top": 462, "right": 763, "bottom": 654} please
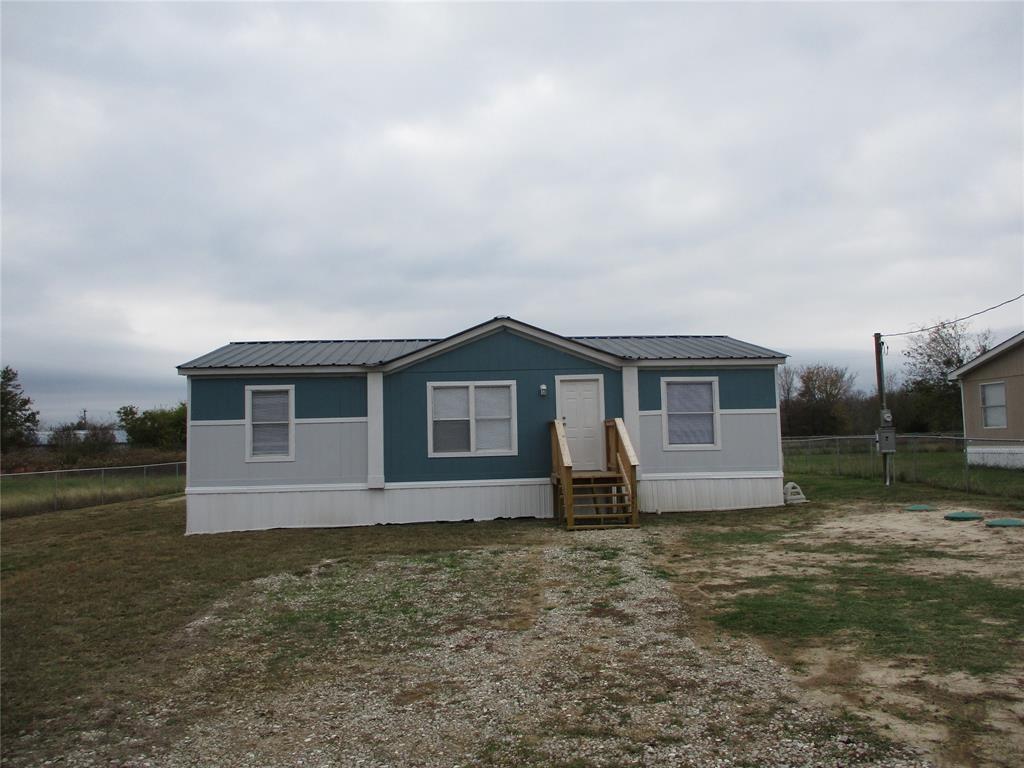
{"left": 571, "top": 470, "right": 622, "bottom": 480}
{"left": 572, "top": 501, "right": 632, "bottom": 508}
{"left": 572, "top": 491, "right": 629, "bottom": 498}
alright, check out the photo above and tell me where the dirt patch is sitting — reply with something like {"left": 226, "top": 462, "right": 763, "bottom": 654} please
{"left": 808, "top": 504, "right": 1024, "bottom": 585}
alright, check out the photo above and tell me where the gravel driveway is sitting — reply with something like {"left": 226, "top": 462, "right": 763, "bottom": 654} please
{"left": 54, "top": 527, "right": 931, "bottom": 768}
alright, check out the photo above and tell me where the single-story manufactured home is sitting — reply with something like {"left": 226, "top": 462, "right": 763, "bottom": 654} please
{"left": 178, "top": 317, "right": 787, "bottom": 534}
{"left": 948, "top": 329, "right": 1024, "bottom": 469}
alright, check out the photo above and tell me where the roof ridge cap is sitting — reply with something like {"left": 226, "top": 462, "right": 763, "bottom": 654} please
{"left": 228, "top": 338, "right": 441, "bottom": 345}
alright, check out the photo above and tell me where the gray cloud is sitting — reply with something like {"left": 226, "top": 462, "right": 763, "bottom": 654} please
{"left": 2, "top": 2, "right": 1021, "bottom": 425}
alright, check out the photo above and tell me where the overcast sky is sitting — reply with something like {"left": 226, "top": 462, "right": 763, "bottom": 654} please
{"left": 3, "top": 2, "right": 1022, "bottom": 426}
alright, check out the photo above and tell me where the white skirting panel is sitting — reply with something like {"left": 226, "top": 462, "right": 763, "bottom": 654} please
{"left": 966, "top": 445, "right": 1024, "bottom": 469}
{"left": 638, "top": 474, "right": 784, "bottom": 513}
{"left": 186, "top": 480, "right": 554, "bottom": 534}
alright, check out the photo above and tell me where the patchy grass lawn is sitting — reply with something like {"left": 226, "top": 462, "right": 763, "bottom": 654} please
{"left": 2, "top": 476, "right": 1022, "bottom": 767}
{"left": 647, "top": 475, "right": 1024, "bottom": 767}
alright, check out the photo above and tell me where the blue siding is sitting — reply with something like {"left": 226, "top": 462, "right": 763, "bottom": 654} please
{"left": 190, "top": 376, "right": 367, "bottom": 420}
{"left": 384, "top": 329, "right": 622, "bottom": 482}
{"left": 638, "top": 368, "right": 777, "bottom": 411}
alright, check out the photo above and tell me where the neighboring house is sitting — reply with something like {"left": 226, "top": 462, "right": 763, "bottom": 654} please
{"left": 36, "top": 428, "right": 129, "bottom": 445}
{"left": 177, "top": 317, "right": 787, "bottom": 534}
{"left": 948, "top": 330, "right": 1024, "bottom": 469}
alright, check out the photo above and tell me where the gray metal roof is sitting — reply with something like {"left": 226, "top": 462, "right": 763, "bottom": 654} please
{"left": 179, "top": 332, "right": 783, "bottom": 370}
{"left": 573, "top": 335, "right": 784, "bottom": 361}
{"left": 179, "top": 339, "right": 437, "bottom": 369}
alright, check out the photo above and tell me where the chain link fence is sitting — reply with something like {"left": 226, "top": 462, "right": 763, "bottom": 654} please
{"left": 782, "top": 435, "right": 1024, "bottom": 500}
{"left": 0, "top": 462, "right": 186, "bottom": 519}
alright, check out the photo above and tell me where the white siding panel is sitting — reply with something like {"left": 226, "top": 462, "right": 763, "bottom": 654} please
{"left": 186, "top": 481, "right": 553, "bottom": 534}
{"left": 966, "top": 445, "right": 1024, "bottom": 469}
{"left": 638, "top": 476, "right": 783, "bottom": 513}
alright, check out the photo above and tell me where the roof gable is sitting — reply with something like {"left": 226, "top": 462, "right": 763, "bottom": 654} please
{"left": 947, "top": 330, "right": 1024, "bottom": 381}
{"left": 380, "top": 317, "right": 621, "bottom": 371}
{"left": 389, "top": 326, "right": 619, "bottom": 375}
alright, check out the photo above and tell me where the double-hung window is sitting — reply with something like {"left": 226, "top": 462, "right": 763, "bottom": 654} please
{"left": 980, "top": 382, "right": 1007, "bottom": 428}
{"left": 428, "top": 381, "right": 517, "bottom": 457}
{"left": 662, "top": 377, "right": 720, "bottom": 450}
{"left": 245, "top": 385, "right": 295, "bottom": 461}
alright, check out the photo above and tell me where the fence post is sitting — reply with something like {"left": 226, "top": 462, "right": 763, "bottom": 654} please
{"left": 834, "top": 438, "right": 840, "bottom": 476}
{"left": 911, "top": 437, "right": 917, "bottom": 483}
{"left": 958, "top": 442, "right": 966, "bottom": 495}
{"left": 143, "top": 465, "right": 148, "bottom": 497}
{"left": 101, "top": 468, "right": 105, "bottom": 505}
{"left": 53, "top": 471, "right": 58, "bottom": 511}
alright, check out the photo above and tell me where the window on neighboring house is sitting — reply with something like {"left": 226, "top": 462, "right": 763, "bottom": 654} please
{"left": 428, "top": 381, "right": 517, "bottom": 457}
{"left": 981, "top": 382, "right": 1007, "bottom": 428}
{"left": 662, "top": 378, "right": 720, "bottom": 449}
{"left": 246, "top": 385, "right": 295, "bottom": 461}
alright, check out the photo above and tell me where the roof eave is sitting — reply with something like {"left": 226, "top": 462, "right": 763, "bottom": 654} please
{"left": 178, "top": 364, "right": 374, "bottom": 376}
{"left": 632, "top": 356, "right": 787, "bottom": 368}
{"left": 946, "top": 330, "right": 1024, "bottom": 381}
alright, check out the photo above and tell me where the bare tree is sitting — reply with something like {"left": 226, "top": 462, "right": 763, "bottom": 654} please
{"left": 901, "top": 320, "right": 992, "bottom": 432}
{"left": 903, "top": 320, "right": 991, "bottom": 387}
{"left": 797, "top": 364, "right": 857, "bottom": 404}
{"left": 777, "top": 365, "right": 797, "bottom": 434}
{"left": 777, "top": 365, "right": 797, "bottom": 403}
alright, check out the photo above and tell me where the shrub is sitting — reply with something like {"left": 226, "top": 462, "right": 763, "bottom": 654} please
{"left": 117, "top": 403, "right": 186, "bottom": 450}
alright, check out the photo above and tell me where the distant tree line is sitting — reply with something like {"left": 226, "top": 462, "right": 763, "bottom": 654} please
{"left": 1, "top": 367, "right": 186, "bottom": 468}
{"left": 780, "top": 320, "right": 991, "bottom": 437}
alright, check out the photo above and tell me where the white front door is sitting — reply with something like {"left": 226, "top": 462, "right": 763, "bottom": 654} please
{"left": 556, "top": 377, "right": 603, "bottom": 471}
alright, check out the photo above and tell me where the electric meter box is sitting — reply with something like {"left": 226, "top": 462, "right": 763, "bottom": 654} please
{"left": 877, "top": 427, "right": 896, "bottom": 454}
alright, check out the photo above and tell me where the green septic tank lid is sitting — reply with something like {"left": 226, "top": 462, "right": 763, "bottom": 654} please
{"left": 986, "top": 518, "right": 1024, "bottom": 528}
{"left": 905, "top": 504, "right": 934, "bottom": 511}
{"left": 944, "top": 511, "right": 983, "bottom": 521}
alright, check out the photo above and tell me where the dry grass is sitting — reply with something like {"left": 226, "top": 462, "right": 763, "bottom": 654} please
{"left": 1, "top": 496, "right": 547, "bottom": 743}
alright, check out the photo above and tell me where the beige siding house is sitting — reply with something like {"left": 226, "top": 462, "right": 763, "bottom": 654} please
{"left": 948, "top": 330, "right": 1024, "bottom": 468}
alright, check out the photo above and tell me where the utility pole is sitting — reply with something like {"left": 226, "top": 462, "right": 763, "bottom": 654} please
{"left": 874, "top": 333, "right": 895, "bottom": 485}
{"left": 874, "top": 333, "right": 886, "bottom": 411}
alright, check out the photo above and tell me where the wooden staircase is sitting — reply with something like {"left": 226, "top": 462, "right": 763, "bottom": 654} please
{"left": 550, "top": 418, "right": 640, "bottom": 530}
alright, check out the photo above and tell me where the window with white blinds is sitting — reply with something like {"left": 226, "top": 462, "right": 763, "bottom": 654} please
{"left": 428, "top": 381, "right": 517, "bottom": 457}
{"left": 662, "top": 378, "right": 720, "bottom": 449}
{"left": 981, "top": 382, "right": 1007, "bottom": 428}
{"left": 246, "top": 385, "right": 295, "bottom": 461}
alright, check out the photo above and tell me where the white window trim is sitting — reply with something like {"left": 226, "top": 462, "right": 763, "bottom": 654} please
{"left": 245, "top": 384, "right": 296, "bottom": 463}
{"left": 661, "top": 377, "right": 722, "bottom": 451}
{"left": 427, "top": 380, "right": 518, "bottom": 458}
{"left": 980, "top": 380, "right": 1008, "bottom": 430}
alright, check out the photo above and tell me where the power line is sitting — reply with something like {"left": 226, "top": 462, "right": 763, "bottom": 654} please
{"left": 880, "top": 292, "right": 1024, "bottom": 338}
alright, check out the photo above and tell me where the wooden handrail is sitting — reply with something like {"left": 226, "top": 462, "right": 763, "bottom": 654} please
{"left": 604, "top": 418, "right": 639, "bottom": 525}
{"left": 550, "top": 420, "right": 574, "bottom": 525}
{"left": 551, "top": 419, "right": 572, "bottom": 471}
